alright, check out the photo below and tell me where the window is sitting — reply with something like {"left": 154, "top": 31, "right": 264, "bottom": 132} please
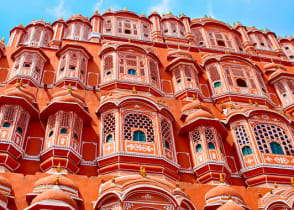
{"left": 128, "top": 69, "right": 137, "bottom": 75}
{"left": 69, "top": 66, "right": 75, "bottom": 70}
{"left": 104, "top": 19, "right": 112, "bottom": 33}
{"left": 106, "top": 71, "right": 111, "bottom": 76}
{"left": 196, "top": 144, "right": 202, "bottom": 152}
{"left": 133, "top": 130, "right": 146, "bottom": 142}
{"left": 208, "top": 31, "right": 234, "bottom": 50}
{"left": 124, "top": 113, "right": 154, "bottom": 142}
{"left": 48, "top": 130, "right": 54, "bottom": 137}
{"left": 104, "top": 55, "right": 113, "bottom": 78}
{"left": 270, "top": 142, "right": 284, "bottom": 155}
{"left": 73, "top": 133, "right": 78, "bottom": 140}
{"left": 165, "top": 141, "right": 170, "bottom": 149}
{"left": 2, "top": 122, "right": 10, "bottom": 128}
{"left": 193, "top": 29, "right": 206, "bottom": 47}
{"left": 217, "top": 40, "right": 225, "bottom": 47}
{"left": 106, "top": 134, "right": 113, "bottom": 143}
{"left": 103, "top": 112, "right": 115, "bottom": 143}
{"left": 23, "top": 63, "right": 31, "bottom": 68}
{"left": 214, "top": 81, "right": 221, "bottom": 88}
{"left": 16, "top": 127, "right": 23, "bottom": 134}
{"left": 117, "top": 20, "right": 138, "bottom": 37}
{"left": 242, "top": 146, "right": 253, "bottom": 156}
{"left": 208, "top": 142, "right": 215, "bottom": 149}
{"left": 236, "top": 78, "right": 247, "bottom": 87}
{"left": 253, "top": 123, "right": 294, "bottom": 155}
{"left": 60, "top": 128, "right": 67, "bottom": 134}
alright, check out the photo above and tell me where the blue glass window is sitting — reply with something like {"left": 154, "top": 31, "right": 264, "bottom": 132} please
{"left": 133, "top": 130, "right": 146, "bottom": 142}
{"left": 208, "top": 142, "right": 215, "bottom": 149}
{"left": 165, "top": 140, "right": 170, "bottom": 149}
{"left": 16, "top": 127, "right": 23, "bottom": 135}
{"left": 270, "top": 142, "right": 284, "bottom": 155}
{"left": 214, "top": 81, "right": 221, "bottom": 88}
{"left": 128, "top": 69, "right": 137, "bottom": 75}
{"left": 196, "top": 144, "right": 202, "bottom": 152}
{"left": 60, "top": 128, "right": 67, "bottom": 134}
{"left": 2, "top": 122, "right": 10, "bottom": 128}
{"left": 106, "top": 134, "right": 113, "bottom": 143}
{"left": 242, "top": 146, "right": 253, "bottom": 156}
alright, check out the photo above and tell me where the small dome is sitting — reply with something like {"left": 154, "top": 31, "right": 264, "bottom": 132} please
{"left": 5, "top": 87, "right": 36, "bottom": 104}
{"left": 34, "top": 175, "right": 78, "bottom": 191}
{"left": 0, "top": 176, "right": 12, "bottom": 192}
{"left": 264, "top": 63, "right": 286, "bottom": 71}
{"left": 205, "top": 185, "right": 243, "bottom": 201}
{"left": 68, "top": 14, "right": 88, "bottom": 22}
{"left": 31, "top": 189, "right": 77, "bottom": 209}
{"left": 185, "top": 109, "right": 214, "bottom": 123}
{"left": 217, "top": 200, "right": 245, "bottom": 210}
{"left": 52, "top": 90, "right": 86, "bottom": 107}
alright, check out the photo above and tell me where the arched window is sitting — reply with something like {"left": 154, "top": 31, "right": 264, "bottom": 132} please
{"left": 102, "top": 112, "right": 115, "bottom": 143}
{"left": 16, "top": 127, "right": 23, "bottom": 134}
{"left": 60, "top": 128, "right": 67, "bottom": 134}
{"left": 253, "top": 123, "right": 294, "bottom": 155}
{"left": 160, "top": 119, "right": 173, "bottom": 151}
{"left": 164, "top": 141, "right": 170, "bottom": 149}
{"left": 106, "top": 134, "right": 113, "bottom": 143}
{"left": 270, "top": 142, "right": 284, "bottom": 155}
{"left": 242, "top": 146, "right": 253, "bottom": 156}
{"left": 128, "top": 69, "right": 137, "bottom": 75}
{"left": 214, "top": 81, "right": 221, "bottom": 88}
{"left": 123, "top": 113, "right": 154, "bottom": 142}
{"left": 133, "top": 130, "right": 146, "bottom": 142}
{"left": 236, "top": 78, "right": 247, "bottom": 87}
{"left": 196, "top": 144, "right": 202, "bottom": 152}
{"left": 208, "top": 142, "right": 215, "bottom": 149}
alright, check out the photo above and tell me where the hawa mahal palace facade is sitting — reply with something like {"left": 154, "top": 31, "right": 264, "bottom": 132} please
{"left": 0, "top": 8, "right": 293, "bottom": 210}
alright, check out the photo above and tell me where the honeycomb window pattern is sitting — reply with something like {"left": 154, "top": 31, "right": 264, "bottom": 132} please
{"left": 253, "top": 124, "right": 294, "bottom": 155}
{"left": 160, "top": 119, "right": 172, "bottom": 149}
{"left": 204, "top": 128, "right": 215, "bottom": 142}
{"left": 191, "top": 128, "right": 201, "bottom": 144}
{"left": 123, "top": 113, "right": 154, "bottom": 142}
{"left": 234, "top": 125, "right": 250, "bottom": 146}
{"left": 103, "top": 112, "right": 116, "bottom": 143}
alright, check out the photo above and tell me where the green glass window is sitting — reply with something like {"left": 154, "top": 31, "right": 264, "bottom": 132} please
{"left": 164, "top": 140, "right": 170, "bottom": 149}
{"left": 214, "top": 81, "right": 221, "bottom": 88}
{"left": 208, "top": 142, "right": 215, "bottom": 149}
{"left": 106, "top": 134, "right": 113, "bottom": 143}
{"left": 128, "top": 69, "right": 137, "bottom": 75}
{"left": 270, "top": 142, "right": 284, "bottom": 155}
{"left": 16, "top": 127, "right": 23, "bottom": 135}
{"left": 133, "top": 130, "right": 146, "bottom": 142}
{"left": 60, "top": 128, "right": 67, "bottom": 134}
{"left": 196, "top": 144, "right": 202, "bottom": 152}
{"left": 2, "top": 122, "right": 10, "bottom": 128}
{"left": 242, "top": 146, "right": 253, "bottom": 156}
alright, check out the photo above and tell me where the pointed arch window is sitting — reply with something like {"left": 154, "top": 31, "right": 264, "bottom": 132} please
{"left": 208, "top": 142, "right": 216, "bottom": 149}
{"left": 196, "top": 144, "right": 202, "bottom": 152}
{"left": 133, "top": 130, "right": 146, "bottom": 142}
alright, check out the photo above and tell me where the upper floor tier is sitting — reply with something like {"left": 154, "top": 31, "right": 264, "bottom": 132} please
{"left": 5, "top": 10, "right": 293, "bottom": 58}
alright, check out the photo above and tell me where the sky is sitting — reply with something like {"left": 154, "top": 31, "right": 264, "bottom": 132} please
{"left": 0, "top": 0, "right": 294, "bottom": 43}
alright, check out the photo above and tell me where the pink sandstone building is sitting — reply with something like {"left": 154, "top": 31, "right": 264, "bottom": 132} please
{"left": 0, "top": 8, "right": 293, "bottom": 209}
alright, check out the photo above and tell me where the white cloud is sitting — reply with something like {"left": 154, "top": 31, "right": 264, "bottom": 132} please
{"left": 46, "top": 0, "right": 69, "bottom": 19}
{"left": 93, "top": 0, "right": 104, "bottom": 12}
{"left": 148, "top": 0, "right": 170, "bottom": 15}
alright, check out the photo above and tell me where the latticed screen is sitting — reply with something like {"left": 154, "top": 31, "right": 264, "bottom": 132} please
{"left": 119, "top": 54, "right": 145, "bottom": 76}
{"left": 191, "top": 128, "right": 201, "bottom": 144}
{"left": 2, "top": 105, "right": 16, "bottom": 123}
{"left": 193, "top": 28, "right": 206, "bottom": 47}
{"left": 234, "top": 125, "right": 250, "bottom": 146}
{"left": 253, "top": 124, "right": 294, "bottom": 155}
{"left": 160, "top": 119, "right": 172, "bottom": 149}
{"left": 204, "top": 128, "right": 215, "bottom": 142}
{"left": 123, "top": 113, "right": 154, "bottom": 142}
{"left": 103, "top": 112, "right": 115, "bottom": 143}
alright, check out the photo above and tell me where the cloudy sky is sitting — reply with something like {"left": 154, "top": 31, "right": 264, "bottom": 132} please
{"left": 0, "top": 0, "right": 293, "bottom": 42}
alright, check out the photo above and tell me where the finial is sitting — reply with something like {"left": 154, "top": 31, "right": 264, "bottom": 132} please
{"left": 178, "top": 43, "right": 180, "bottom": 49}
{"left": 281, "top": 110, "right": 285, "bottom": 115}
{"left": 222, "top": 102, "right": 226, "bottom": 109}
{"left": 258, "top": 190, "right": 262, "bottom": 198}
{"left": 198, "top": 101, "right": 202, "bottom": 109}
{"left": 124, "top": 7, "right": 128, "bottom": 11}
{"left": 193, "top": 94, "right": 196, "bottom": 100}
{"left": 181, "top": 186, "right": 185, "bottom": 191}
{"left": 101, "top": 177, "right": 105, "bottom": 183}
{"left": 255, "top": 101, "right": 258, "bottom": 107}
{"left": 108, "top": 7, "right": 111, "bottom": 12}
{"left": 230, "top": 102, "right": 235, "bottom": 109}
{"left": 220, "top": 173, "right": 224, "bottom": 183}
{"left": 140, "top": 165, "right": 143, "bottom": 176}
{"left": 68, "top": 83, "right": 72, "bottom": 94}
{"left": 277, "top": 64, "right": 280, "bottom": 69}
{"left": 291, "top": 178, "right": 294, "bottom": 187}
{"left": 176, "top": 181, "right": 179, "bottom": 188}
{"left": 32, "top": 19, "right": 35, "bottom": 21}
{"left": 48, "top": 21, "right": 51, "bottom": 25}
{"left": 274, "top": 182, "right": 278, "bottom": 188}
{"left": 228, "top": 194, "right": 232, "bottom": 199}
{"left": 60, "top": 16, "right": 63, "bottom": 20}
{"left": 95, "top": 10, "right": 98, "bottom": 14}
{"left": 225, "top": 50, "right": 230, "bottom": 55}
{"left": 142, "top": 168, "right": 146, "bottom": 178}
{"left": 56, "top": 162, "right": 61, "bottom": 173}
{"left": 271, "top": 58, "right": 274, "bottom": 63}
{"left": 20, "top": 23, "right": 23, "bottom": 26}
{"left": 249, "top": 99, "right": 253, "bottom": 105}
{"left": 270, "top": 188, "right": 273, "bottom": 194}
{"left": 142, "top": 12, "right": 145, "bottom": 17}
{"left": 41, "top": 17, "right": 43, "bottom": 21}
{"left": 128, "top": 37, "right": 131, "bottom": 43}
{"left": 55, "top": 176, "right": 60, "bottom": 185}
{"left": 1, "top": 37, "right": 4, "bottom": 42}
{"left": 16, "top": 79, "right": 23, "bottom": 89}
{"left": 132, "top": 86, "right": 137, "bottom": 94}
{"left": 112, "top": 176, "right": 115, "bottom": 183}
